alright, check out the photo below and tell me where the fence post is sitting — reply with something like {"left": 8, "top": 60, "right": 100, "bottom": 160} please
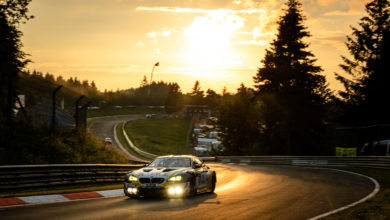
{"left": 75, "top": 95, "right": 85, "bottom": 131}
{"left": 52, "top": 85, "right": 63, "bottom": 133}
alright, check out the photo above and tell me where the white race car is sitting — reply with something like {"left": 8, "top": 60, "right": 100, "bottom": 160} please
{"left": 124, "top": 155, "right": 216, "bottom": 198}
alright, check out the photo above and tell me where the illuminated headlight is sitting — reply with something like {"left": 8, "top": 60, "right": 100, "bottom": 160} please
{"left": 127, "top": 187, "right": 138, "bottom": 194}
{"left": 129, "top": 175, "right": 138, "bottom": 181}
{"left": 168, "top": 175, "right": 182, "bottom": 182}
{"left": 168, "top": 186, "right": 183, "bottom": 196}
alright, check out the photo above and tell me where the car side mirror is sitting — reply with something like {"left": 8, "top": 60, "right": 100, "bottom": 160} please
{"left": 194, "top": 164, "right": 202, "bottom": 169}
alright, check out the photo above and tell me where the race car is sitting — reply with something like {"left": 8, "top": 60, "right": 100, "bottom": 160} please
{"left": 124, "top": 155, "right": 216, "bottom": 198}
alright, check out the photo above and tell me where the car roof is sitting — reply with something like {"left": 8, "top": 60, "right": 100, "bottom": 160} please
{"left": 156, "top": 155, "right": 196, "bottom": 160}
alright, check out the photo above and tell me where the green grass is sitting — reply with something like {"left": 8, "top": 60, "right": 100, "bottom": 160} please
{"left": 0, "top": 184, "right": 123, "bottom": 198}
{"left": 0, "top": 122, "right": 128, "bottom": 165}
{"left": 115, "top": 122, "right": 151, "bottom": 161}
{"left": 87, "top": 108, "right": 164, "bottom": 118}
{"left": 124, "top": 117, "right": 191, "bottom": 155}
{"left": 324, "top": 167, "right": 390, "bottom": 220}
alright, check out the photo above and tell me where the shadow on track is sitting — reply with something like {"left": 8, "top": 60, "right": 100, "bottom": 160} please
{"left": 109, "top": 193, "right": 219, "bottom": 212}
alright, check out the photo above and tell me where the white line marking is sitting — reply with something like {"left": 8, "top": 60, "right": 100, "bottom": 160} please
{"left": 18, "top": 194, "right": 68, "bottom": 204}
{"left": 308, "top": 169, "right": 380, "bottom": 220}
{"left": 96, "top": 189, "right": 124, "bottom": 197}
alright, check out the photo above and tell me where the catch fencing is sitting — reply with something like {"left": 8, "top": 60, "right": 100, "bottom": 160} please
{"left": 216, "top": 156, "right": 390, "bottom": 169}
{"left": 0, "top": 164, "right": 145, "bottom": 193}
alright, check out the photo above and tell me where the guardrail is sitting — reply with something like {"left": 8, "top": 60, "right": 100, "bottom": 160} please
{"left": 1, "top": 156, "right": 389, "bottom": 194}
{"left": 215, "top": 156, "right": 390, "bottom": 169}
{"left": 0, "top": 164, "right": 145, "bottom": 193}
{"left": 122, "top": 121, "right": 158, "bottom": 160}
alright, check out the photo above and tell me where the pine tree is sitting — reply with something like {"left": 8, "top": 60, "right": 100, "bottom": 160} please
{"left": 336, "top": 0, "right": 390, "bottom": 124}
{"left": 189, "top": 80, "right": 204, "bottom": 105}
{"left": 165, "top": 83, "right": 183, "bottom": 113}
{"left": 140, "top": 75, "right": 148, "bottom": 87}
{"left": 253, "top": 0, "right": 330, "bottom": 155}
{"left": 0, "top": 0, "right": 33, "bottom": 122}
{"left": 218, "top": 84, "right": 259, "bottom": 155}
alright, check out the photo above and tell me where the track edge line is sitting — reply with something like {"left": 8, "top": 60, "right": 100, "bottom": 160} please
{"left": 307, "top": 168, "right": 380, "bottom": 220}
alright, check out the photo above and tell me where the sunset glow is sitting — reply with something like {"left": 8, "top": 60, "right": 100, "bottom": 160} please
{"left": 21, "top": 0, "right": 370, "bottom": 92}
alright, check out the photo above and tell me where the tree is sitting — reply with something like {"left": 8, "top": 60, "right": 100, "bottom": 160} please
{"left": 205, "top": 89, "right": 220, "bottom": 110}
{"left": 140, "top": 75, "right": 148, "bottom": 87}
{"left": 165, "top": 83, "right": 183, "bottom": 113}
{"left": 189, "top": 80, "right": 204, "bottom": 105}
{"left": 253, "top": 0, "right": 330, "bottom": 155}
{"left": 218, "top": 84, "right": 259, "bottom": 155}
{"left": 0, "top": 0, "right": 33, "bottom": 123}
{"left": 336, "top": 0, "right": 390, "bottom": 125}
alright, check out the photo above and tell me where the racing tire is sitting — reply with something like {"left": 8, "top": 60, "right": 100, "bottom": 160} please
{"left": 187, "top": 177, "right": 197, "bottom": 197}
{"left": 209, "top": 174, "right": 216, "bottom": 193}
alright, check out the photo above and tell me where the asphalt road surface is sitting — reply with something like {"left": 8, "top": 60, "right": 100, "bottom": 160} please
{"left": 88, "top": 115, "right": 144, "bottom": 161}
{"left": 0, "top": 164, "right": 374, "bottom": 220}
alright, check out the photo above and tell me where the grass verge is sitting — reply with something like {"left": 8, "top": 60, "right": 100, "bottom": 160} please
{"left": 116, "top": 122, "right": 151, "bottom": 161}
{"left": 124, "top": 117, "right": 191, "bottom": 155}
{"left": 0, "top": 184, "right": 123, "bottom": 198}
{"left": 323, "top": 167, "right": 390, "bottom": 220}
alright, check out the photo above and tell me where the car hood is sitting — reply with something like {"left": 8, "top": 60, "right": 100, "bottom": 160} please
{"left": 134, "top": 167, "right": 190, "bottom": 178}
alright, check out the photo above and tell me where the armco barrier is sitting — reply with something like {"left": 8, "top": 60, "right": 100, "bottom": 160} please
{"left": 122, "top": 121, "right": 158, "bottom": 160}
{"left": 0, "top": 164, "right": 145, "bottom": 193}
{"left": 215, "top": 156, "right": 390, "bottom": 169}
{"left": 1, "top": 156, "right": 388, "bottom": 194}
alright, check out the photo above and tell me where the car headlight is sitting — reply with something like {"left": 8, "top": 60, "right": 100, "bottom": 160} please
{"left": 129, "top": 175, "right": 138, "bottom": 181}
{"left": 168, "top": 175, "right": 182, "bottom": 182}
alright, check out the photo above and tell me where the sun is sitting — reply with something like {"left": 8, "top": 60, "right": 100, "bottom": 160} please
{"left": 182, "top": 11, "right": 244, "bottom": 74}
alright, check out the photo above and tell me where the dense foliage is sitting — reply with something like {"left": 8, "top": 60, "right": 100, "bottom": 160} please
{"left": 0, "top": 121, "right": 128, "bottom": 164}
{"left": 218, "top": 0, "right": 332, "bottom": 155}
{"left": 336, "top": 0, "right": 390, "bottom": 125}
{"left": 0, "top": 0, "right": 32, "bottom": 123}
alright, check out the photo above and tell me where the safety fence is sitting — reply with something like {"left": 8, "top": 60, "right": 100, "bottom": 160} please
{"left": 215, "top": 156, "right": 390, "bottom": 169}
{"left": 1, "top": 156, "right": 389, "bottom": 194}
{"left": 0, "top": 164, "right": 145, "bottom": 193}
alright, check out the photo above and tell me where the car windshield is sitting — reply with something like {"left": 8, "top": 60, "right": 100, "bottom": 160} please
{"left": 148, "top": 157, "right": 192, "bottom": 168}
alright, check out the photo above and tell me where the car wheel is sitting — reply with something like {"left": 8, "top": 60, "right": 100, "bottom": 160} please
{"left": 187, "top": 177, "right": 196, "bottom": 197}
{"left": 209, "top": 174, "right": 216, "bottom": 193}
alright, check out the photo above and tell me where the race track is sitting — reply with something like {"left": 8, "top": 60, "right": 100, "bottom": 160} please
{"left": 88, "top": 115, "right": 144, "bottom": 161}
{"left": 0, "top": 164, "right": 375, "bottom": 220}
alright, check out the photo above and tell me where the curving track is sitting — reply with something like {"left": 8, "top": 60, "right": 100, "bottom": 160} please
{"left": 88, "top": 115, "right": 145, "bottom": 161}
{"left": 0, "top": 164, "right": 375, "bottom": 220}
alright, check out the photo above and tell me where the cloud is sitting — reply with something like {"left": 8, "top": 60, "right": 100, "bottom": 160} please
{"left": 316, "top": 0, "right": 339, "bottom": 6}
{"left": 136, "top": 6, "right": 265, "bottom": 14}
{"left": 324, "top": 10, "right": 362, "bottom": 16}
{"left": 136, "top": 42, "right": 145, "bottom": 47}
{"left": 146, "top": 31, "right": 157, "bottom": 38}
{"left": 237, "top": 40, "right": 268, "bottom": 46}
{"left": 146, "top": 29, "right": 172, "bottom": 38}
{"left": 161, "top": 28, "right": 171, "bottom": 37}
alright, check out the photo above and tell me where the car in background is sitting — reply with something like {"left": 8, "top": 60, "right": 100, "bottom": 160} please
{"left": 104, "top": 137, "right": 112, "bottom": 145}
{"left": 124, "top": 155, "right": 216, "bottom": 198}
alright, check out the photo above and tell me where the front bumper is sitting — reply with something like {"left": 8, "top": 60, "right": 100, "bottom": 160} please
{"left": 124, "top": 182, "right": 189, "bottom": 198}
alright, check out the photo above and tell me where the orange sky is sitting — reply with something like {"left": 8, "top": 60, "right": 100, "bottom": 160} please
{"left": 21, "top": 0, "right": 370, "bottom": 93}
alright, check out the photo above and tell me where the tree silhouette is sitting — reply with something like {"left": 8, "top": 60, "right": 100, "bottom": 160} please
{"left": 336, "top": 0, "right": 390, "bottom": 125}
{"left": 140, "top": 75, "right": 148, "bottom": 87}
{"left": 218, "top": 84, "right": 259, "bottom": 155}
{"left": 0, "top": 0, "right": 33, "bottom": 123}
{"left": 253, "top": 0, "right": 330, "bottom": 155}
{"left": 165, "top": 83, "right": 183, "bottom": 113}
{"left": 189, "top": 80, "right": 204, "bottom": 105}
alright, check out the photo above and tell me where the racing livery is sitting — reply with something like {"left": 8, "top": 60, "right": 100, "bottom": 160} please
{"left": 124, "top": 155, "right": 216, "bottom": 198}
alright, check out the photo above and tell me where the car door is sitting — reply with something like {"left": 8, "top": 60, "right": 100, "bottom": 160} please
{"left": 194, "top": 158, "right": 210, "bottom": 188}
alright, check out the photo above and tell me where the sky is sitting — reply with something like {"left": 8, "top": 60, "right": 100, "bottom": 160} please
{"left": 21, "top": 0, "right": 370, "bottom": 93}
